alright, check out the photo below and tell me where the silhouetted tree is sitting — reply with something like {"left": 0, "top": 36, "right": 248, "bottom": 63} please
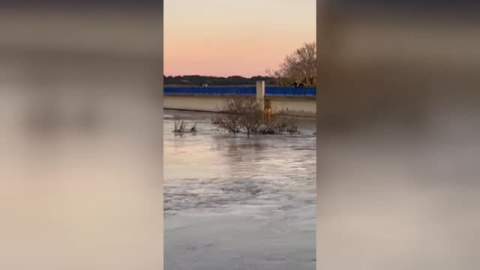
{"left": 267, "top": 42, "right": 316, "bottom": 86}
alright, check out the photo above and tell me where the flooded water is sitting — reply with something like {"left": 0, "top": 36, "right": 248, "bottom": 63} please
{"left": 164, "top": 110, "right": 316, "bottom": 270}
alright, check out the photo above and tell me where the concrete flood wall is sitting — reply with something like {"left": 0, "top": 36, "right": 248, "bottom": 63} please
{"left": 164, "top": 83, "right": 317, "bottom": 117}
{"left": 268, "top": 96, "right": 316, "bottom": 117}
{"left": 164, "top": 95, "right": 316, "bottom": 117}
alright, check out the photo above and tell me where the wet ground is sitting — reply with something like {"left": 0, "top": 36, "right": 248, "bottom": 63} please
{"left": 164, "top": 109, "right": 316, "bottom": 270}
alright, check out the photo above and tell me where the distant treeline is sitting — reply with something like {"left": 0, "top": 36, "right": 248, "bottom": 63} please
{"left": 164, "top": 75, "right": 276, "bottom": 86}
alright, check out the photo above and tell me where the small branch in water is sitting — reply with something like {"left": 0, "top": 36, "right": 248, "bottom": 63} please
{"left": 190, "top": 122, "right": 197, "bottom": 133}
{"left": 173, "top": 119, "right": 197, "bottom": 134}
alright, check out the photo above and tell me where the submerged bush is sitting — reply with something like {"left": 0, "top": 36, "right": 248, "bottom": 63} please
{"left": 212, "top": 96, "right": 299, "bottom": 137}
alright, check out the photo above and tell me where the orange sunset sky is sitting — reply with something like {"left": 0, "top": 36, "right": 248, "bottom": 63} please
{"left": 165, "top": 0, "right": 316, "bottom": 77}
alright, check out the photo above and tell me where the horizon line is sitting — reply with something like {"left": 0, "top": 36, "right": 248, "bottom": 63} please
{"left": 164, "top": 74, "right": 274, "bottom": 78}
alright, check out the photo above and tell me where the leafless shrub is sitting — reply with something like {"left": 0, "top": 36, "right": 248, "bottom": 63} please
{"left": 212, "top": 98, "right": 243, "bottom": 136}
{"left": 212, "top": 96, "right": 262, "bottom": 137}
{"left": 285, "top": 121, "right": 299, "bottom": 134}
{"left": 237, "top": 97, "right": 263, "bottom": 137}
{"left": 212, "top": 96, "right": 299, "bottom": 137}
{"left": 258, "top": 110, "right": 299, "bottom": 135}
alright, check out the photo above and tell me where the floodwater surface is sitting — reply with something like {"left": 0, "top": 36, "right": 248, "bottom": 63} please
{"left": 164, "top": 110, "right": 316, "bottom": 270}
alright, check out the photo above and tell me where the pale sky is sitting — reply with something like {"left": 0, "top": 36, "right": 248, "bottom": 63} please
{"left": 165, "top": 0, "right": 316, "bottom": 77}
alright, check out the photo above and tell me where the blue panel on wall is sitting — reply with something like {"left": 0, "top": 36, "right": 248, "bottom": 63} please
{"left": 164, "top": 86, "right": 316, "bottom": 97}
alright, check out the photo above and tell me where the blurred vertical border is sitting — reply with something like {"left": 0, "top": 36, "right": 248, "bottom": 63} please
{"left": 317, "top": 1, "right": 480, "bottom": 269}
{"left": 0, "top": 1, "right": 164, "bottom": 270}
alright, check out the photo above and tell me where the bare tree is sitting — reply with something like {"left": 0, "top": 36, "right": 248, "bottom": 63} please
{"left": 267, "top": 42, "right": 316, "bottom": 86}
